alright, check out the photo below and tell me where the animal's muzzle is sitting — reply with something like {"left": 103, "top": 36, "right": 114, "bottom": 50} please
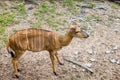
{"left": 84, "top": 34, "right": 89, "bottom": 38}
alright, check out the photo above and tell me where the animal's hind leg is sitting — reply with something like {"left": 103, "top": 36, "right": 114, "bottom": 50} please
{"left": 12, "top": 51, "right": 25, "bottom": 78}
{"left": 12, "top": 58, "right": 19, "bottom": 78}
{"left": 55, "top": 52, "right": 63, "bottom": 65}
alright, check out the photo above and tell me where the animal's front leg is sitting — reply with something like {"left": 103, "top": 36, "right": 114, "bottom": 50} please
{"left": 55, "top": 52, "right": 64, "bottom": 65}
{"left": 49, "top": 51, "right": 58, "bottom": 76}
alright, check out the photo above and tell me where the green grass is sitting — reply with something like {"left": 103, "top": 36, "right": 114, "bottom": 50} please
{"left": 34, "top": 2, "right": 56, "bottom": 15}
{"left": 92, "top": 14, "right": 100, "bottom": 21}
{"left": 33, "top": 2, "right": 57, "bottom": 29}
{"left": 0, "top": 27, "right": 5, "bottom": 35}
{"left": 111, "top": 3, "right": 118, "bottom": 9}
{"left": 0, "top": 13, "right": 15, "bottom": 27}
{"left": 0, "top": 12, "right": 15, "bottom": 34}
{"left": 75, "top": 0, "right": 85, "bottom": 2}
{"left": 33, "top": 1, "right": 80, "bottom": 30}
{"left": 63, "top": 0, "right": 78, "bottom": 14}
{"left": 63, "top": 0, "right": 74, "bottom": 7}
{"left": 17, "top": 4, "right": 26, "bottom": 14}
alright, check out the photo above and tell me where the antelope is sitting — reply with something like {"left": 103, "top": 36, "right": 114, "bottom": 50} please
{"left": 6, "top": 22, "right": 89, "bottom": 78}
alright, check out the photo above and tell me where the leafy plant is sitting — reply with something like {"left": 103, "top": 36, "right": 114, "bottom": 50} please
{"left": 0, "top": 13, "right": 15, "bottom": 27}
{"left": 0, "top": 26, "right": 5, "bottom": 35}
{"left": 17, "top": 4, "right": 26, "bottom": 14}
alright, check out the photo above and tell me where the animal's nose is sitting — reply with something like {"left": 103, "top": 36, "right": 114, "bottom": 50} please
{"left": 84, "top": 34, "right": 89, "bottom": 38}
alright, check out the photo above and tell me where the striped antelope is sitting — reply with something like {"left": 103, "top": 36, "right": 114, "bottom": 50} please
{"left": 6, "top": 22, "right": 89, "bottom": 78}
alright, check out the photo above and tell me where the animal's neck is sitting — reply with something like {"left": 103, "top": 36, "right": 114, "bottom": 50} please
{"left": 60, "top": 31, "right": 73, "bottom": 46}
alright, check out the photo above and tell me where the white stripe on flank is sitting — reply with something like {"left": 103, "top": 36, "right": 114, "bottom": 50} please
{"left": 35, "top": 29, "right": 37, "bottom": 50}
{"left": 42, "top": 31, "right": 44, "bottom": 48}
{"left": 18, "top": 31, "right": 22, "bottom": 48}
{"left": 39, "top": 31, "right": 40, "bottom": 51}
{"left": 32, "top": 30, "right": 34, "bottom": 50}
{"left": 26, "top": 29, "right": 30, "bottom": 49}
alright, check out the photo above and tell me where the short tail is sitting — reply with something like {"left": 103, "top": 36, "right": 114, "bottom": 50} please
{"left": 6, "top": 40, "right": 15, "bottom": 58}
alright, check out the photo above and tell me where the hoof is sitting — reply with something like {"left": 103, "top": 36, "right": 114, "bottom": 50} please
{"left": 53, "top": 72, "right": 58, "bottom": 76}
{"left": 17, "top": 69, "right": 22, "bottom": 72}
{"left": 59, "top": 63, "right": 64, "bottom": 65}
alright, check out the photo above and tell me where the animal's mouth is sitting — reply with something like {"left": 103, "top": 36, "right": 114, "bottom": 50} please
{"left": 84, "top": 34, "right": 89, "bottom": 38}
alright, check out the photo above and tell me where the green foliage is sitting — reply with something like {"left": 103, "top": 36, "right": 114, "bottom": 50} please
{"left": 0, "top": 12, "right": 15, "bottom": 35}
{"left": 63, "top": 0, "right": 74, "bottom": 7}
{"left": 0, "top": 26, "right": 5, "bottom": 35}
{"left": 0, "top": 12, "right": 15, "bottom": 27}
{"left": 49, "top": 0, "right": 55, "bottom": 3}
{"left": 63, "top": 0, "right": 78, "bottom": 14}
{"left": 93, "top": 14, "right": 100, "bottom": 21}
{"left": 88, "top": 2, "right": 95, "bottom": 8}
{"left": 87, "top": 16, "right": 91, "bottom": 22}
{"left": 17, "top": 4, "right": 26, "bottom": 14}
{"left": 111, "top": 3, "right": 118, "bottom": 9}
{"left": 33, "top": 2, "right": 58, "bottom": 29}
{"left": 32, "top": 21, "right": 42, "bottom": 28}
{"left": 75, "top": 0, "right": 84, "bottom": 2}
{"left": 34, "top": 2, "right": 55, "bottom": 15}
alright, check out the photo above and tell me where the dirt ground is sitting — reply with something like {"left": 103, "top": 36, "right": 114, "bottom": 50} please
{"left": 0, "top": 0, "right": 120, "bottom": 80}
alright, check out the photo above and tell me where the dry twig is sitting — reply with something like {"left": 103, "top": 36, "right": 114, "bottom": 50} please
{"left": 63, "top": 57, "right": 94, "bottom": 74}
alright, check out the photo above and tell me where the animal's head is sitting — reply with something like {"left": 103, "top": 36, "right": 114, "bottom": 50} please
{"left": 69, "top": 22, "right": 89, "bottom": 38}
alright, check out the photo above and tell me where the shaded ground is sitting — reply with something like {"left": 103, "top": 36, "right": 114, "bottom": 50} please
{"left": 0, "top": 0, "right": 120, "bottom": 80}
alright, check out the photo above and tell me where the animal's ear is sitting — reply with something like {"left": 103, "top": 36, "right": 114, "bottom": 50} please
{"left": 71, "top": 21, "right": 77, "bottom": 25}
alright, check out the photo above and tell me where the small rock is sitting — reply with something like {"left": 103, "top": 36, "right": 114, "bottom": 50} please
{"left": 28, "top": 7, "right": 34, "bottom": 10}
{"left": 110, "top": 59, "right": 117, "bottom": 63}
{"left": 113, "top": 29, "right": 119, "bottom": 33}
{"left": 74, "top": 51, "right": 78, "bottom": 55}
{"left": 116, "top": 60, "right": 120, "bottom": 64}
{"left": 4, "top": 54, "right": 8, "bottom": 57}
{"left": 93, "top": 50, "right": 97, "bottom": 54}
{"left": 105, "top": 50, "right": 111, "bottom": 54}
{"left": 74, "top": 51, "right": 80, "bottom": 55}
{"left": 87, "top": 22, "right": 92, "bottom": 30}
{"left": 113, "top": 46, "right": 118, "bottom": 50}
{"left": 87, "top": 50, "right": 93, "bottom": 55}
{"left": 90, "top": 58, "right": 96, "bottom": 62}
{"left": 93, "top": 4, "right": 109, "bottom": 10}
{"left": 82, "top": 69, "right": 85, "bottom": 72}
{"left": 72, "top": 65, "right": 76, "bottom": 69}
{"left": 84, "top": 63, "right": 92, "bottom": 68}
